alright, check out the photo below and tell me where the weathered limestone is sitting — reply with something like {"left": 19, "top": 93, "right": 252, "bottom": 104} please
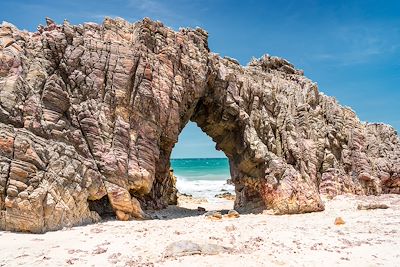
{"left": 0, "top": 17, "right": 399, "bottom": 232}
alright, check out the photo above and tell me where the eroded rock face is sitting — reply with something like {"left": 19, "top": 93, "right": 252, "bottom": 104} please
{"left": 0, "top": 17, "right": 399, "bottom": 232}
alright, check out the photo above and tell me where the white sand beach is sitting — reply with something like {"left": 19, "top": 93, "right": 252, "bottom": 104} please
{"left": 1, "top": 194, "right": 399, "bottom": 267}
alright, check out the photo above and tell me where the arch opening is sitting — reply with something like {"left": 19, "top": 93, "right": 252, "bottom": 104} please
{"left": 189, "top": 93, "right": 269, "bottom": 214}
{"left": 170, "top": 122, "right": 235, "bottom": 210}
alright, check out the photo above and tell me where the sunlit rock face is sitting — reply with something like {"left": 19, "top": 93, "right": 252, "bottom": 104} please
{"left": 0, "top": 17, "right": 399, "bottom": 232}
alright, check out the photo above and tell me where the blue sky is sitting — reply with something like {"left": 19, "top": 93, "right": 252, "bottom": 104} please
{"left": 1, "top": 0, "right": 399, "bottom": 158}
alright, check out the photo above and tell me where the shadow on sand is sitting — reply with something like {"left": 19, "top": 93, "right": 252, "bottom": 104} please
{"left": 146, "top": 205, "right": 231, "bottom": 220}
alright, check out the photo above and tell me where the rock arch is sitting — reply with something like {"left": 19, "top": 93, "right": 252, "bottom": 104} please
{"left": 0, "top": 18, "right": 399, "bottom": 232}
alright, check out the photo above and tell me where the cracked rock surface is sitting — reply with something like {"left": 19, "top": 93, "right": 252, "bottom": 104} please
{"left": 0, "top": 17, "right": 399, "bottom": 232}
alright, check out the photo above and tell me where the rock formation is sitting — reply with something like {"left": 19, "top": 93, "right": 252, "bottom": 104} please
{"left": 0, "top": 17, "right": 399, "bottom": 232}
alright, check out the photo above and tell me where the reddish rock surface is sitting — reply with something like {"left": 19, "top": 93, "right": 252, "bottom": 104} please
{"left": 0, "top": 17, "right": 399, "bottom": 232}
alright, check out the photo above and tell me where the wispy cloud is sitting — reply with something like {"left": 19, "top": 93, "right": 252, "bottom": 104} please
{"left": 127, "top": 0, "right": 182, "bottom": 22}
{"left": 126, "top": 0, "right": 202, "bottom": 28}
{"left": 312, "top": 23, "right": 400, "bottom": 66}
{"left": 129, "top": 0, "right": 169, "bottom": 15}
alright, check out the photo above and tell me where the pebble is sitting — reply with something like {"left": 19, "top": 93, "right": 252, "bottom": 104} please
{"left": 334, "top": 217, "right": 345, "bottom": 225}
{"left": 205, "top": 211, "right": 222, "bottom": 220}
{"left": 225, "top": 210, "right": 240, "bottom": 219}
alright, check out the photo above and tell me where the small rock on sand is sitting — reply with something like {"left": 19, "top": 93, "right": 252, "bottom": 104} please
{"left": 357, "top": 203, "right": 389, "bottom": 210}
{"left": 163, "top": 240, "right": 231, "bottom": 258}
{"left": 205, "top": 211, "right": 223, "bottom": 220}
{"left": 215, "top": 192, "right": 236, "bottom": 201}
{"left": 334, "top": 217, "right": 345, "bottom": 225}
{"left": 225, "top": 210, "right": 240, "bottom": 219}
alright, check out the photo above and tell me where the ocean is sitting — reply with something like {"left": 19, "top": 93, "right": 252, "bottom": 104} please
{"left": 170, "top": 158, "right": 234, "bottom": 202}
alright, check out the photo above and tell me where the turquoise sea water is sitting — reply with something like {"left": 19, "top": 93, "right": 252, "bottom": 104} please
{"left": 170, "top": 158, "right": 234, "bottom": 200}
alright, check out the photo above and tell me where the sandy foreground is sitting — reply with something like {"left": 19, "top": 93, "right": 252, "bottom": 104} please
{"left": 1, "top": 194, "right": 399, "bottom": 267}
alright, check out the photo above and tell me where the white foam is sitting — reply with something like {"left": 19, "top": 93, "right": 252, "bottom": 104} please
{"left": 176, "top": 176, "right": 234, "bottom": 203}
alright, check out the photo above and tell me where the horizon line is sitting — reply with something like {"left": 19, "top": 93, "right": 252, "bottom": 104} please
{"left": 171, "top": 157, "right": 227, "bottom": 160}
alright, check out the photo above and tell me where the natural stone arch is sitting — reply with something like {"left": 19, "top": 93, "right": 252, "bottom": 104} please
{"left": 148, "top": 53, "right": 326, "bottom": 215}
{"left": 0, "top": 17, "right": 399, "bottom": 233}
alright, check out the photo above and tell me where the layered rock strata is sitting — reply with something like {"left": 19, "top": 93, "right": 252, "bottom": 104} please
{"left": 0, "top": 17, "right": 399, "bottom": 232}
